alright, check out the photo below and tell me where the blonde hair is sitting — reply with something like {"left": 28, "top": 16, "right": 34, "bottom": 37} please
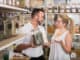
{"left": 53, "top": 14, "right": 74, "bottom": 34}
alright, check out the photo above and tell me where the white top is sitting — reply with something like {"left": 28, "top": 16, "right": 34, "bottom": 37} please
{"left": 49, "top": 29, "right": 70, "bottom": 60}
{"left": 17, "top": 22, "right": 48, "bottom": 57}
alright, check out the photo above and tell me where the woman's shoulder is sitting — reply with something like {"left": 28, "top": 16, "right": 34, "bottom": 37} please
{"left": 65, "top": 30, "right": 70, "bottom": 34}
{"left": 65, "top": 30, "right": 72, "bottom": 38}
{"left": 55, "top": 29, "right": 59, "bottom": 32}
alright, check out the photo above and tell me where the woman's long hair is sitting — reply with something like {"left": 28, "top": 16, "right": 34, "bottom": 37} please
{"left": 53, "top": 14, "right": 74, "bottom": 35}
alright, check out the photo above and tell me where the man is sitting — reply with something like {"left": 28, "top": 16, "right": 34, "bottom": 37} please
{"left": 16, "top": 8, "right": 48, "bottom": 60}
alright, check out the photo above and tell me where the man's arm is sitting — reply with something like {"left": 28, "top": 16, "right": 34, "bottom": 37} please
{"left": 14, "top": 40, "right": 33, "bottom": 53}
{"left": 41, "top": 27, "right": 50, "bottom": 47}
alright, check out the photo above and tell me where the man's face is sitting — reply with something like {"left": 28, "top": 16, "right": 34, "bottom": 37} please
{"left": 37, "top": 11, "right": 44, "bottom": 24}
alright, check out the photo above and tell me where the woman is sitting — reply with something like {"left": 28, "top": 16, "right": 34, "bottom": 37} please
{"left": 49, "top": 14, "right": 72, "bottom": 60}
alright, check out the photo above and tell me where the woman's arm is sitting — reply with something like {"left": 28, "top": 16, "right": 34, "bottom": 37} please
{"left": 61, "top": 32, "right": 72, "bottom": 53}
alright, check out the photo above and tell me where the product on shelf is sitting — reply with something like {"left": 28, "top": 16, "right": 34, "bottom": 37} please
{"left": 0, "top": 12, "right": 19, "bottom": 40}
{"left": 15, "top": 0, "right": 20, "bottom": 7}
{"left": 74, "top": 24, "right": 80, "bottom": 33}
{"left": 19, "top": 0, "right": 26, "bottom": 8}
{"left": 3, "top": 0, "right": 6, "bottom": 5}
{"left": 12, "top": 0, "right": 16, "bottom": 6}
{"left": 0, "top": 0, "right": 3, "bottom": 4}
{"left": 47, "top": 25, "right": 55, "bottom": 35}
{"left": 9, "top": 0, "right": 12, "bottom": 5}
{"left": 30, "top": 0, "right": 43, "bottom": 8}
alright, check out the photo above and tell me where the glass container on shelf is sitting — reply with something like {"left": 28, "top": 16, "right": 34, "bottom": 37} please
{"left": 76, "top": 8, "right": 78, "bottom": 13}
{"left": 12, "top": 0, "right": 16, "bottom": 6}
{"left": 0, "top": 12, "right": 18, "bottom": 41}
{"left": 78, "top": 9, "right": 80, "bottom": 13}
{"left": 53, "top": 7, "right": 58, "bottom": 13}
{"left": 25, "top": 13, "right": 31, "bottom": 23}
{"left": 73, "top": 35, "right": 80, "bottom": 49}
{"left": 15, "top": 0, "right": 20, "bottom": 7}
{"left": 0, "top": 0, "right": 3, "bottom": 4}
{"left": 72, "top": 8, "right": 76, "bottom": 13}
{"left": 19, "top": 0, "right": 25, "bottom": 8}
{"left": 74, "top": 24, "right": 80, "bottom": 34}
{"left": 60, "top": 9, "right": 65, "bottom": 13}
{"left": 6, "top": 0, "right": 12, "bottom": 5}
{"left": 47, "top": 13, "right": 55, "bottom": 40}
{"left": 3, "top": 0, "right": 6, "bottom": 5}
{"left": 30, "top": 0, "right": 44, "bottom": 8}
{"left": 8, "top": 0, "right": 12, "bottom": 6}
{"left": 25, "top": 0, "right": 30, "bottom": 8}
{"left": 66, "top": 6, "right": 70, "bottom": 13}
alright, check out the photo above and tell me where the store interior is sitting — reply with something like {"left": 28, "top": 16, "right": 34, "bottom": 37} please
{"left": 0, "top": 0, "right": 80, "bottom": 60}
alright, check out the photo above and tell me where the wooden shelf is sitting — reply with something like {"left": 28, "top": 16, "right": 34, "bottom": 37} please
{"left": 0, "top": 4, "right": 28, "bottom": 12}
{"left": 0, "top": 34, "right": 25, "bottom": 51}
{"left": 74, "top": 34, "right": 80, "bottom": 36}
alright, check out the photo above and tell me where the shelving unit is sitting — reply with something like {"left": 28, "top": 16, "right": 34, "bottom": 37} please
{"left": 74, "top": 34, "right": 80, "bottom": 36}
{"left": 0, "top": 0, "right": 80, "bottom": 60}
{"left": 0, "top": 4, "right": 27, "bottom": 12}
{"left": 43, "top": 1, "right": 80, "bottom": 60}
{"left": 0, "top": 34, "right": 25, "bottom": 51}
{"left": 0, "top": 1, "right": 30, "bottom": 60}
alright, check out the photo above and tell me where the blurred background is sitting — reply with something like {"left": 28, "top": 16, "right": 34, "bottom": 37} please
{"left": 0, "top": 0, "right": 80, "bottom": 60}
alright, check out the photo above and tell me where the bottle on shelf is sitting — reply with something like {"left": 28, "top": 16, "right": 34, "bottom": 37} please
{"left": 12, "top": 0, "right": 16, "bottom": 6}
{"left": 0, "top": 0, "right": 3, "bottom": 4}
{"left": 15, "top": 0, "right": 20, "bottom": 7}
{"left": 3, "top": 0, "right": 6, "bottom": 5}
{"left": 8, "top": 0, "right": 12, "bottom": 6}
{"left": 3, "top": 49, "right": 9, "bottom": 60}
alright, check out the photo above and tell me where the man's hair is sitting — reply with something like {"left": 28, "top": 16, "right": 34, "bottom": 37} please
{"left": 31, "top": 8, "right": 44, "bottom": 18}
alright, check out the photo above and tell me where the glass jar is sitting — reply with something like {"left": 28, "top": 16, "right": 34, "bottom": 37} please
{"left": 8, "top": 0, "right": 12, "bottom": 6}
{"left": 15, "top": 0, "right": 20, "bottom": 7}
{"left": 32, "top": 29, "right": 43, "bottom": 46}
{"left": 3, "top": 0, "right": 6, "bottom": 5}
{"left": 0, "top": 0, "right": 3, "bottom": 4}
{"left": 12, "top": 0, "right": 16, "bottom": 6}
{"left": 3, "top": 49, "right": 9, "bottom": 60}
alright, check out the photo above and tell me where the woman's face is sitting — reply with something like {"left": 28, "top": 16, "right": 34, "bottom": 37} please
{"left": 54, "top": 16, "right": 65, "bottom": 28}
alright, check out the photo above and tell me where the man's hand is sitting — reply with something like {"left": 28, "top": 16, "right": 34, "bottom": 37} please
{"left": 14, "top": 44, "right": 32, "bottom": 53}
{"left": 44, "top": 41, "right": 51, "bottom": 47}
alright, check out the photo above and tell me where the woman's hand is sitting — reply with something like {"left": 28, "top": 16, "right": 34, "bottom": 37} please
{"left": 52, "top": 37, "right": 62, "bottom": 44}
{"left": 44, "top": 41, "right": 51, "bottom": 47}
{"left": 54, "top": 40, "right": 64, "bottom": 46}
{"left": 54, "top": 40, "right": 62, "bottom": 44}
{"left": 54, "top": 32, "right": 72, "bottom": 53}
